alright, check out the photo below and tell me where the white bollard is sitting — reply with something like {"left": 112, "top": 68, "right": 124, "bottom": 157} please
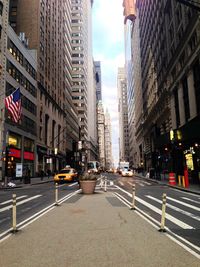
{"left": 159, "top": 193, "right": 167, "bottom": 232}
{"left": 130, "top": 184, "right": 136, "bottom": 210}
{"left": 104, "top": 177, "right": 107, "bottom": 192}
{"left": 55, "top": 183, "right": 59, "bottom": 206}
{"left": 100, "top": 175, "right": 103, "bottom": 189}
{"left": 12, "top": 193, "right": 17, "bottom": 233}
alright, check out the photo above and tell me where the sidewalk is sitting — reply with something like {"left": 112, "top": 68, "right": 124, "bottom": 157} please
{"left": 0, "top": 191, "right": 199, "bottom": 267}
{"left": 135, "top": 173, "right": 200, "bottom": 195}
{"left": 0, "top": 176, "right": 53, "bottom": 190}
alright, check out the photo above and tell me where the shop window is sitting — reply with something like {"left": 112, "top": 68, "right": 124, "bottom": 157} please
{"left": 8, "top": 132, "right": 21, "bottom": 149}
{"left": 24, "top": 137, "right": 34, "bottom": 152}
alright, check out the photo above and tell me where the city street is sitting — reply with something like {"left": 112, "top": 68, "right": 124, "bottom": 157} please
{"left": 0, "top": 173, "right": 200, "bottom": 261}
{"left": 0, "top": 181, "right": 80, "bottom": 237}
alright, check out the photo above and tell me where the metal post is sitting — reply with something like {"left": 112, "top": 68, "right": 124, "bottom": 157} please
{"left": 130, "top": 184, "right": 136, "bottom": 210}
{"left": 159, "top": 193, "right": 167, "bottom": 232}
{"left": 178, "top": 175, "right": 181, "bottom": 186}
{"left": 100, "top": 175, "right": 103, "bottom": 189}
{"left": 55, "top": 183, "right": 59, "bottom": 206}
{"left": 182, "top": 176, "right": 185, "bottom": 188}
{"left": 12, "top": 193, "right": 17, "bottom": 233}
{"left": 104, "top": 176, "right": 107, "bottom": 192}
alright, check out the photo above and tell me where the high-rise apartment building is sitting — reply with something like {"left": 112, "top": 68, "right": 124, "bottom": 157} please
{"left": 94, "top": 61, "right": 102, "bottom": 101}
{"left": 97, "top": 101, "right": 105, "bottom": 169}
{"left": 9, "top": 0, "right": 79, "bottom": 173}
{"left": 117, "top": 67, "right": 129, "bottom": 162}
{"left": 71, "top": 0, "right": 97, "bottom": 163}
{"left": 123, "top": 0, "right": 143, "bottom": 170}
{"left": 105, "top": 110, "right": 112, "bottom": 170}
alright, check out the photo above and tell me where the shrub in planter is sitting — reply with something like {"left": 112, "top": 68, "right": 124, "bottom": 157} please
{"left": 79, "top": 173, "right": 97, "bottom": 194}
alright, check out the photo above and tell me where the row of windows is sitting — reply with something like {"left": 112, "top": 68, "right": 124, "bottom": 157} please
{"left": 8, "top": 39, "right": 36, "bottom": 79}
{"left": 7, "top": 60, "right": 37, "bottom": 97}
{"left": 6, "top": 82, "right": 37, "bottom": 116}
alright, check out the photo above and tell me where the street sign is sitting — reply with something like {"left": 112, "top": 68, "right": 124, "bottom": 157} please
{"left": 16, "top": 163, "right": 23, "bottom": 177}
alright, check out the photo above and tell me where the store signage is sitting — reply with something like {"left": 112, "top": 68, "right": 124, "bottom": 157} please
{"left": 16, "top": 163, "right": 23, "bottom": 177}
{"left": 24, "top": 151, "right": 34, "bottom": 160}
{"left": 10, "top": 148, "right": 21, "bottom": 158}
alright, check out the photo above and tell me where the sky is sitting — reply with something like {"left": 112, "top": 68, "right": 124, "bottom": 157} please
{"left": 92, "top": 0, "right": 125, "bottom": 166}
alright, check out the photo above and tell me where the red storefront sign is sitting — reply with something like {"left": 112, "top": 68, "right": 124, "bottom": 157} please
{"left": 9, "top": 148, "right": 21, "bottom": 158}
{"left": 24, "top": 151, "right": 34, "bottom": 161}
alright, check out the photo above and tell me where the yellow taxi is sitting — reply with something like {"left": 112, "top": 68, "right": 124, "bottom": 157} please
{"left": 54, "top": 168, "right": 78, "bottom": 183}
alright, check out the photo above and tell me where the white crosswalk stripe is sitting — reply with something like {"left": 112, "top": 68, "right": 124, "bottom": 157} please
{"left": 181, "top": 197, "right": 200, "bottom": 205}
{"left": 115, "top": 185, "right": 194, "bottom": 229}
{"left": 167, "top": 196, "right": 200, "bottom": 212}
{"left": 0, "top": 195, "right": 27, "bottom": 205}
{"left": 0, "top": 195, "right": 42, "bottom": 212}
{"left": 146, "top": 195, "right": 200, "bottom": 222}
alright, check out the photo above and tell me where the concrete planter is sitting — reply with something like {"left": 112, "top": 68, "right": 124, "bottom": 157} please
{"left": 80, "top": 180, "right": 97, "bottom": 194}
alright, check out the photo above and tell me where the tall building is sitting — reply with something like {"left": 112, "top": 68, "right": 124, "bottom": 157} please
{"left": 105, "top": 109, "right": 112, "bottom": 170}
{"left": 133, "top": 0, "right": 200, "bottom": 183}
{"left": 0, "top": 0, "right": 40, "bottom": 182}
{"left": 71, "top": 0, "right": 97, "bottom": 164}
{"left": 8, "top": 0, "right": 79, "bottom": 173}
{"left": 97, "top": 101, "right": 105, "bottom": 169}
{"left": 117, "top": 67, "right": 129, "bottom": 162}
{"left": 123, "top": 0, "right": 143, "bottom": 170}
{"left": 94, "top": 61, "right": 102, "bottom": 101}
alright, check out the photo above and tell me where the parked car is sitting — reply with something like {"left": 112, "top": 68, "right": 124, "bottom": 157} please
{"left": 121, "top": 168, "right": 134, "bottom": 177}
{"left": 54, "top": 168, "right": 78, "bottom": 183}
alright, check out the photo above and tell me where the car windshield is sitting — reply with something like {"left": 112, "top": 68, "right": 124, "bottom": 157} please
{"left": 88, "top": 163, "right": 95, "bottom": 169}
{"left": 59, "top": 169, "right": 73, "bottom": 174}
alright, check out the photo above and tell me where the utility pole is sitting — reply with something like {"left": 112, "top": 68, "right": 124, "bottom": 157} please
{"left": 177, "top": 0, "right": 200, "bottom": 12}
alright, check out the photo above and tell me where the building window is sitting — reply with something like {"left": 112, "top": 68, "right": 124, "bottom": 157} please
{"left": 182, "top": 76, "right": 190, "bottom": 122}
{"left": 174, "top": 87, "right": 180, "bottom": 127}
{"left": 193, "top": 60, "right": 200, "bottom": 115}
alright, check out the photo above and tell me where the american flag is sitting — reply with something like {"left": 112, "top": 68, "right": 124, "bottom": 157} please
{"left": 5, "top": 88, "right": 22, "bottom": 123}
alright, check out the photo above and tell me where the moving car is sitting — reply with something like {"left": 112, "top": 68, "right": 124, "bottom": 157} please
{"left": 87, "top": 161, "right": 100, "bottom": 174}
{"left": 54, "top": 168, "right": 78, "bottom": 183}
{"left": 121, "top": 168, "right": 134, "bottom": 177}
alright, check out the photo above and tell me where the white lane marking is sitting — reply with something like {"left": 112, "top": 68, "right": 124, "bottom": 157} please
{"left": 114, "top": 185, "right": 194, "bottom": 229}
{"left": 128, "top": 181, "right": 133, "bottom": 186}
{"left": 113, "top": 191, "right": 200, "bottom": 259}
{"left": 146, "top": 195, "right": 200, "bottom": 222}
{"left": 142, "top": 181, "right": 151, "bottom": 185}
{"left": 110, "top": 181, "right": 114, "bottom": 186}
{"left": 181, "top": 197, "right": 200, "bottom": 205}
{"left": 166, "top": 234, "right": 200, "bottom": 259}
{"left": 138, "top": 183, "right": 145, "bottom": 187}
{"left": 119, "top": 181, "right": 124, "bottom": 186}
{"left": 0, "top": 195, "right": 42, "bottom": 212}
{"left": 68, "top": 182, "right": 78, "bottom": 187}
{"left": 167, "top": 196, "right": 200, "bottom": 212}
{"left": 0, "top": 189, "right": 81, "bottom": 243}
{"left": 0, "top": 195, "right": 27, "bottom": 205}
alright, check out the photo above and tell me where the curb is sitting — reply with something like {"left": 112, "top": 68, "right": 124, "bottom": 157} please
{"left": 0, "top": 179, "right": 53, "bottom": 190}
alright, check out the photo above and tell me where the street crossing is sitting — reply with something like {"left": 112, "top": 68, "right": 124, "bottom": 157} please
{"left": 0, "top": 195, "right": 42, "bottom": 212}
